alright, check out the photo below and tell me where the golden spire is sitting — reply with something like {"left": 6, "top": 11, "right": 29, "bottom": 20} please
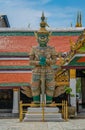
{"left": 35, "top": 12, "right": 51, "bottom": 40}
{"left": 75, "top": 12, "right": 79, "bottom": 27}
{"left": 80, "top": 12, "right": 82, "bottom": 27}
{"left": 37, "top": 12, "right": 49, "bottom": 34}
{"left": 75, "top": 12, "right": 82, "bottom": 27}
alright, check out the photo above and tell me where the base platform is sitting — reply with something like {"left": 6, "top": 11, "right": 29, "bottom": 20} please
{"left": 24, "top": 107, "right": 63, "bottom": 121}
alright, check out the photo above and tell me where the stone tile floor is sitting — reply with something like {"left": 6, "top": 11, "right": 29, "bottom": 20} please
{"left": 0, "top": 119, "right": 85, "bottom": 130}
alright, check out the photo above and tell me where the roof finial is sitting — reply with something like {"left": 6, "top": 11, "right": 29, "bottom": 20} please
{"left": 75, "top": 11, "right": 82, "bottom": 27}
{"left": 40, "top": 11, "right": 49, "bottom": 28}
{"left": 35, "top": 12, "right": 51, "bottom": 39}
{"left": 79, "top": 12, "right": 82, "bottom": 27}
{"left": 41, "top": 12, "right": 45, "bottom": 21}
{"left": 36, "top": 12, "right": 50, "bottom": 34}
{"left": 75, "top": 12, "right": 79, "bottom": 27}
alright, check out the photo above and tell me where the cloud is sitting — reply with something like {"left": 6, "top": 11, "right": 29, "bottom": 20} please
{"left": 0, "top": 0, "right": 41, "bottom": 28}
{"left": 0, "top": 0, "right": 51, "bottom": 28}
{"left": 8, "top": 8, "right": 41, "bottom": 28}
{"left": 9, "top": 9, "right": 50, "bottom": 29}
{"left": 0, "top": 0, "right": 84, "bottom": 28}
{"left": 46, "top": 6, "right": 80, "bottom": 28}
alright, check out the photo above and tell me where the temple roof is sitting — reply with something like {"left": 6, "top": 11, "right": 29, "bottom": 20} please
{"left": 0, "top": 12, "right": 84, "bottom": 86}
{"left": 0, "top": 35, "right": 79, "bottom": 54}
{"left": 0, "top": 27, "right": 84, "bottom": 32}
{"left": 0, "top": 15, "right": 10, "bottom": 27}
{"left": 0, "top": 28, "right": 82, "bottom": 55}
{"left": 0, "top": 28, "right": 84, "bottom": 85}
{"left": 68, "top": 56, "right": 85, "bottom": 66}
{"left": 0, "top": 28, "right": 83, "bottom": 70}
{"left": 62, "top": 55, "right": 85, "bottom": 69}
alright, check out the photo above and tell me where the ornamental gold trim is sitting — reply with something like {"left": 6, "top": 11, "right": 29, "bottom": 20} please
{"left": 70, "top": 69, "right": 76, "bottom": 78}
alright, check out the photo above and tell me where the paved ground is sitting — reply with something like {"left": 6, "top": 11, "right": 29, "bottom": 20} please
{"left": 0, "top": 119, "right": 85, "bottom": 130}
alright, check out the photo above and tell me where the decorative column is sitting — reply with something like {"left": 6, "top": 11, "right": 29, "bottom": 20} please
{"left": 12, "top": 88, "right": 19, "bottom": 113}
{"left": 70, "top": 69, "right": 76, "bottom": 107}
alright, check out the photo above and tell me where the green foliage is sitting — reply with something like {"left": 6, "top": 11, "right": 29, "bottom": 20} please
{"left": 79, "top": 46, "right": 85, "bottom": 52}
{"left": 64, "top": 86, "right": 74, "bottom": 106}
{"left": 64, "top": 86, "right": 74, "bottom": 97}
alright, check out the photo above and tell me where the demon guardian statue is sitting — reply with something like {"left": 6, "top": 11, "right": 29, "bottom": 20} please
{"left": 29, "top": 13, "right": 57, "bottom": 104}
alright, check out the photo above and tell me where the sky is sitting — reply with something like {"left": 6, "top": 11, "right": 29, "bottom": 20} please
{"left": 0, "top": 0, "right": 85, "bottom": 29}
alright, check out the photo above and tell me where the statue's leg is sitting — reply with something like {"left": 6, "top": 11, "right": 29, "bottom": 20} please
{"left": 31, "top": 74, "right": 41, "bottom": 104}
{"left": 46, "top": 73, "right": 55, "bottom": 104}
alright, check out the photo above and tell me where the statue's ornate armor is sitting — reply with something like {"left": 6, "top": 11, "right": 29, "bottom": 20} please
{"left": 30, "top": 46, "right": 56, "bottom": 103}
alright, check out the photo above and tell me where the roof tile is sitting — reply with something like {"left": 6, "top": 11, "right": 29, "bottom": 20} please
{"left": 0, "top": 36, "right": 79, "bottom": 53}
{"left": 0, "top": 60, "right": 29, "bottom": 66}
{"left": 0, "top": 73, "right": 32, "bottom": 83}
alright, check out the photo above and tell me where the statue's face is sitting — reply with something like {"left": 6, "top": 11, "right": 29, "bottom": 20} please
{"left": 37, "top": 34, "right": 49, "bottom": 47}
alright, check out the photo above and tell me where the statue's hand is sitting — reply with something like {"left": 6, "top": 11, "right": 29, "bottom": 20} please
{"left": 39, "top": 56, "right": 46, "bottom": 66}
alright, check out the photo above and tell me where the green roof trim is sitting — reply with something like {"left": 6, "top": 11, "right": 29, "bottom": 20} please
{"left": 0, "top": 30, "right": 83, "bottom": 36}
{"left": 0, "top": 52, "right": 29, "bottom": 56}
{"left": 0, "top": 82, "right": 31, "bottom": 86}
{"left": 68, "top": 57, "right": 85, "bottom": 66}
{"left": 0, "top": 65, "right": 58, "bottom": 70}
{"left": 0, "top": 31, "right": 34, "bottom": 36}
{"left": 0, "top": 65, "right": 34, "bottom": 69}
{"left": 52, "top": 31, "right": 82, "bottom": 36}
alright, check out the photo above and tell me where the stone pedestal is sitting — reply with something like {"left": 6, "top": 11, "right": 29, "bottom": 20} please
{"left": 24, "top": 107, "right": 63, "bottom": 121}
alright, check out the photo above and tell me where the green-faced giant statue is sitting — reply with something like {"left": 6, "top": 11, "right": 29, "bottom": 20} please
{"left": 29, "top": 13, "right": 57, "bottom": 104}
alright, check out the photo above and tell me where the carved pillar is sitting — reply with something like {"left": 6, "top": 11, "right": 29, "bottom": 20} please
{"left": 12, "top": 88, "right": 19, "bottom": 113}
{"left": 70, "top": 69, "right": 76, "bottom": 107}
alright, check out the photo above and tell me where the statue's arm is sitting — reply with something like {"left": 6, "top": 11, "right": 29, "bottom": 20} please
{"left": 29, "top": 56, "right": 39, "bottom": 66}
{"left": 29, "top": 48, "right": 39, "bottom": 66}
{"left": 46, "top": 55, "right": 56, "bottom": 65}
{"left": 46, "top": 47, "right": 57, "bottom": 65}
